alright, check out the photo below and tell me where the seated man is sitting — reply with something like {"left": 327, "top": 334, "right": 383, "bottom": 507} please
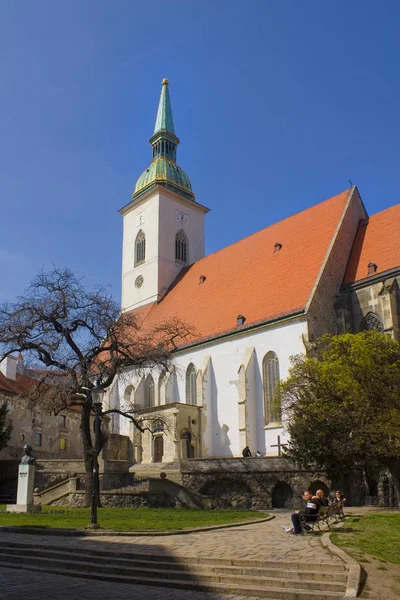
{"left": 315, "top": 489, "right": 329, "bottom": 506}
{"left": 289, "top": 490, "right": 321, "bottom": 535}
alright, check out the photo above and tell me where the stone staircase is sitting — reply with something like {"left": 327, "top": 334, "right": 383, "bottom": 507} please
{"left": 131, "top": 462, "right": 183, "bottom": 484}
{"left": 0, "top": 540, "right": 349, "bottom": 599}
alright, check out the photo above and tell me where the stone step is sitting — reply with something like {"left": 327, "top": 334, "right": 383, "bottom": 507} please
{"left": 0, "top": 550, "right": 347, "bottom": 592}
{"left": 1, "top": 541, "right": 347, "bottom": 573}
{"left": 0, "top": 546, "right": 346, "bottom": 582}
{"left": 0, "top": 541, "right": 347, "bottom": 573}
{"left": 0, "top": 560, "right": 346, "bottom": 599}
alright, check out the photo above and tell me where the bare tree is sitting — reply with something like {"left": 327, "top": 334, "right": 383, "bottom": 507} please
{"left": 0, "top": 267, "right": 194, "bottom": 505}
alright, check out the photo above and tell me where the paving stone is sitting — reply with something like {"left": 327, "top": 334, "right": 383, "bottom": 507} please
{"left": 0, "top": 509, "right": 352, "bottom": 599}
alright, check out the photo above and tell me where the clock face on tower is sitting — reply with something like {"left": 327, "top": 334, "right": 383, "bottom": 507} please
{"left": 176, "top": 210, "right": 188, "bottom": 225}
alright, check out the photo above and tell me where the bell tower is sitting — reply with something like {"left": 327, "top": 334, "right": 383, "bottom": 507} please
{"left": 120, "top": 79, "right": 209, "bottom": 312}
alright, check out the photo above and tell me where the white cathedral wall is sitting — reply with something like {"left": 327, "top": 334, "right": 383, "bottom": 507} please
{"left": 111, "top": 317, "right": 307, "bottom": 460}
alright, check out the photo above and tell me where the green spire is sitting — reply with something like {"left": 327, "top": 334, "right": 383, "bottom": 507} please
{"left": 153, "top": 78, "right": 175, "bottom": 136}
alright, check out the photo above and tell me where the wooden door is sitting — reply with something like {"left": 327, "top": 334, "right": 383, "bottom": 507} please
{"left": 154, "top": 436, "right": 163, "bottom": 463}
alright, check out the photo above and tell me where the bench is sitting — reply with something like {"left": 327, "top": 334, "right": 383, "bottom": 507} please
{"left": 300, "top": 501, "right": 346, "bottom": 533}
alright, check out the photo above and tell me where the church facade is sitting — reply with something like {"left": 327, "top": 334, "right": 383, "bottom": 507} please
{"left": 105, "top": 79, "right": 400, "bottom": 469}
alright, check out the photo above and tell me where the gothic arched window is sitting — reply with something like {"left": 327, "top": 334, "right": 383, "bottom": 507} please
{"left": 359, "top": 312, "right": 384, "bottom": 333}
{"left": 144, "top": 374, "right": 154, "bottom": 408}
{"left": 175, "top": 230, "right": 188, "bottom": 263}
{"left": 186, "top": 363, "right": 197, "bottom": 405}
{"left": 263, "top": 351, "right": 280, "bottom": 425}
{"left": 158, "top": 370, "right": 167, "bottom": 406}
{"left": 135, "top": 230, "right": 146, "bottom": 265}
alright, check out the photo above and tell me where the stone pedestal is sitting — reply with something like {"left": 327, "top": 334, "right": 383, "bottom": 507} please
{"left": 7, "top": 464, "right": 42, "bottom": 513}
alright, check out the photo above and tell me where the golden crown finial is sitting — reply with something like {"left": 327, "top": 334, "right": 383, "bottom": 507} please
{"left": 162, "top": 78, "right": 169, "bottom": 86}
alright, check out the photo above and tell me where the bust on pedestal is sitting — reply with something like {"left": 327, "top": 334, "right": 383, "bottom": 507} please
{"left": 7, "top": 444, "right": 42, "bottom": 513}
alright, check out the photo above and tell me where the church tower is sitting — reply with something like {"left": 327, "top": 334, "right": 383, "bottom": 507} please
{"left": 120, "top": 79, "right": 209, "bottom": 312}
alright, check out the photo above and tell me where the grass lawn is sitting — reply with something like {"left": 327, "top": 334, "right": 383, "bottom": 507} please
{"left": 0, "top": 506, "right": 268, "bottom": 532}
{"left": 331, "top": 512, "right": 400, "bottom": 564}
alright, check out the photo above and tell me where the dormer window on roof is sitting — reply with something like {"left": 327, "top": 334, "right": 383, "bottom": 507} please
{"left": 368, "top": 262, "right": 378, "bottom": 275}
{"left": 237, "top": 315, "right": 246, "bottom": 327}
{"left": 199, "top": 275, "right": 206, "bottom": 284}
{"left": 274, "top": 242, "right": 282, "bottom": 253}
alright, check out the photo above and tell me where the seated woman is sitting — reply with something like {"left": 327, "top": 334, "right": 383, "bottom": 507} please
{"left": 332, "top": 490, "right": 346, "bottom": 503}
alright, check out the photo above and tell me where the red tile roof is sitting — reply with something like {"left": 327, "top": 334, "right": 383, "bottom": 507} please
{"left": 343, "top": 204, "right": 400, "bottom": 285}
{"left": 128, "top": 189, "right": 352, "bottom": 346}
{"left": 0, "top": 372, "right": 37, "bottom": 395}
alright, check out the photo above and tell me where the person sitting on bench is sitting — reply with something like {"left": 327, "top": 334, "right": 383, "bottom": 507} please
{"left": 289, "top": 490, "right": 322, "bottom": 535}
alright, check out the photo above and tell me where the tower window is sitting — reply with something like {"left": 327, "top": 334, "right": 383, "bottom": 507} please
{"left": 175, "top": 229, "right": 188, "bottom": 263}
{"left": 135, "top": 230, "right": 146, "bottom": 265}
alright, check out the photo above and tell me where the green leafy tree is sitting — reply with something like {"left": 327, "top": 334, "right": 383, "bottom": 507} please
{"left": 276, "top": 331, "right": 400, "bottom": 503}
{"left": 0, "top": 402, "right": 13, "bottom": 452}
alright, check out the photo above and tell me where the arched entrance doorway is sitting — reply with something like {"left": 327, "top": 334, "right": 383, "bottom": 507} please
{"left": 272, "top": 482, "right": 293, "bottom": 508}
{"left": 153, "top": 436, "right": 164, "bottom": 463}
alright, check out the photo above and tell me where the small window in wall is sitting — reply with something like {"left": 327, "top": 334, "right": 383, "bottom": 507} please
{"left": 34, "top": 432, "right": 42, "bottom": 447}
{"left": 186, "top": 363, "right": 197, "bottom": 405}
{"left": 61, "top": 415, "right": 66, "bottom": 428}
{"left": 175, "top": 229, "right": 188, "bottom": 263}
{"left": 135, "top": 230, "right": 146, "bottom": 265}
{"left": 60, "top": 437, "right": 67, "bottom": 451}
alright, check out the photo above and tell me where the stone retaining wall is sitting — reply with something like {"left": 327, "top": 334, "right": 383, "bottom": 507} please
{"left": 181, "top": 458, "right": 332, "bottom": 509}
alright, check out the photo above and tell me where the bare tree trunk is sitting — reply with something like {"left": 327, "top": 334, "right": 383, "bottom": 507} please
{"left": 382, "top": 458, "right": 400, "bottom": 508}
{"left": 80, "top": 403, "right": 94, "bottom": 508}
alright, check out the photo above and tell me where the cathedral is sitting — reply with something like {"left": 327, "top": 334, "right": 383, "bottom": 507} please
{"left": 106, "top": 79, "right": 400, "bottom": 472}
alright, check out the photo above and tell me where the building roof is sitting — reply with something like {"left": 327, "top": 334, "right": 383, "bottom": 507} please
{"left": 128, "top": 188, "right": 352, "bottom": 347}
{"left": 134, "top": 157, "right": 193, "bottom": 198}
{"left": 343, "top": 203, "right": 400, "bottom": 285}
{"left": 0, "top": 372, "right": 37, "bottom": 396}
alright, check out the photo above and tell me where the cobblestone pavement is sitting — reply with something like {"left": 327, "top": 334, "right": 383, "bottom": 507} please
{"left": 0, "top": 511, "right": 343, "bottom": 565}
{"left": 0, "top": 510, "right": 349, "bottom": 599}
{"left": 0, "top": 567, "right": 260, "bottom": 600}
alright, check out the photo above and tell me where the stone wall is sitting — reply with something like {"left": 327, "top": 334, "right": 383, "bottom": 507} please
{"left": 337, "top": 274, "right": 400, "bottom": 340}
{"left": 181, "top": 457, "right": 334, "bottom": 509}
{"left": 307, "top": 187, "right": 367, "bottom": 340}
{"left": 50, "top": 491, "right": 176, "bottom": 509}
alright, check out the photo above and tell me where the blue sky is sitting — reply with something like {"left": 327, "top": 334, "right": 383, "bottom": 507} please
{"left": 0, "top": 0, "right": 399, "bottom": 303}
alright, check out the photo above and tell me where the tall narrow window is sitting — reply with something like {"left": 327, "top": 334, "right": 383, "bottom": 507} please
{"left": 262, "top": 351, "right": 280, "bottom": 425}
{"left": 186, "top": 363, "right": 197, "bottom": 405}
{"left": 175, "top": 230, "right": 188, "bottom": 263}
{"left": 158, "top": 370, "right": 166, "bottom": 405}
{"left": 135, "top": 230, "right": 146, "bottom": 265}
{"left": 144, "top": 374, "right": 155, "bottom": 408}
